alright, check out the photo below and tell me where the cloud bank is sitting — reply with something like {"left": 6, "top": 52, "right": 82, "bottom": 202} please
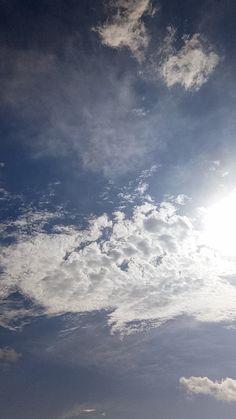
{"left": 1, "top": 189, "right": 236, "bottom": 335}
{"left": 180, "top": 376, "right": 236, "bottom": 402}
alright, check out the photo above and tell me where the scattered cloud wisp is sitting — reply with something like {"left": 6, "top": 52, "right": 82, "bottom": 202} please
{"left": 0, "top": 347, "right": 21, "bottom": 363}
{"left": 1, "top": 187, "right": 236, "bottom": 335}
{"left": 95, "top": 0, "right": 154, "bottom": 61}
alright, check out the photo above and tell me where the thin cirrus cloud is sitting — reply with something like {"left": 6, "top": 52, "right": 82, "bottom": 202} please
{"left": 0, "top": 47, "right": 162, "bottom": 177}
{"left": 94, "top": 0, "right": 154, "bottom": 62}
{"left": 1, "top": 185, "right": 236, "bottom": 335}
{"left": 180, "top": 376, "right": 236, "bottom": 402}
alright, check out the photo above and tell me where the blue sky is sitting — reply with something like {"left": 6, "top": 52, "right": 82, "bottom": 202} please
{"left": 1, "top": 0, "right": 236, "bottom": 418}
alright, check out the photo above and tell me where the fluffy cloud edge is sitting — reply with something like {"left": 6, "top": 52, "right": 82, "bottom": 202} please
{"left": 180, "top": 376, "right": 236, "bottom": 402}
{"left": 94, "top": 0, "right": 155, "bottom": 61}
{"left": 159, "top": 32, "right": 219, "bottom": 91}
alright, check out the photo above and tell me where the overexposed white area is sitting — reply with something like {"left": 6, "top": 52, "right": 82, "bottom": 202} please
{"left": 202, "top": 190, "right": 236, "bottom": 256}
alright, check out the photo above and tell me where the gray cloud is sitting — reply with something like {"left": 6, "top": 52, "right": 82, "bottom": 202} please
{"left": 0, "top": 47, "right": 165, "bottom": 177}
{"left": 180, "top": 376, "right": 236, "bottom": 402}
{"left": 0, "top": 347, "right": 21, "bottom": 363}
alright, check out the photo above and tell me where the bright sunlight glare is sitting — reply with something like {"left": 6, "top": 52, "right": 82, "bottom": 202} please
{"left": 203, "top": 190, "right": 236, "bottom": 256}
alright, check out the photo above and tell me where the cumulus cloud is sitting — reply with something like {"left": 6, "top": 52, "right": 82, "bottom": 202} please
{"left": 180, "top": 376, "right": 236, "bottom": 402}
{"left": 1, "top": 187, "right": 236, "bottom": 335}
{"left": 160, "top": 32, "right": 219, "bottom": 90}
{"left": 95, "top": 0, "right": 154, "bottom": 61}
{"left": 0, "top": 347, "right": 21, "bottom": 363}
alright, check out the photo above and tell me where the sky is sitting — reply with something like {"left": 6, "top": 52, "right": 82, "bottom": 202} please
{"left": 1, "top": 0, "right": 236, "bottom": 418}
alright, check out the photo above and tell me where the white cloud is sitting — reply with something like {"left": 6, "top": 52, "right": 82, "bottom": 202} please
{"left": 95, "top": 0, "right": 154, "bottom": 61}
{"left": 160, "top": 33, "right": 219, "bottom": 90}
{"left": 1, "top": 192, "right": 236, "bottom": 335}
{"left": 180, "top": 376, "right": 236, "bottom": 402}
{"left": 0, "top": 347, "right": 21, "bottom": 363}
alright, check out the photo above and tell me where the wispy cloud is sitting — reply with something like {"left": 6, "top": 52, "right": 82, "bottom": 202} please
{"left": 0, "top": 24, "right": 221, "bottom": 181}
{"left": 59, "top": 402, "right": 108, "bottom": 419}
{"left": 159, "top": 32, "right": 219, "bottom": 90}
{"left": 0, "top": 47, "right": 163, "bottom": 177}
{"left": 0, "top": 347, "right": 21, "bottom": 363}
{"left": 180, "top": 376, "right": 236, "bottom": 402}
{"left": 95, "top": 0, "right": 155, "bottom": 62}
{"left": 95, "top": 5, "right": 219, "bottom": 92}
{"left": 59, "top": 405, "right": 97, "bottom": 419}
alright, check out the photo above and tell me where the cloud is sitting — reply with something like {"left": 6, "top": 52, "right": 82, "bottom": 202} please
{"left": 59, "top": 404, "right": 97, "bottom": 419}
{"left": 59, "top": 402, "right": 108, "bottom": 419}
{"left": 1, "top": 185, "right": 236, "bottom": 335}
{"left": 180, "top": 376, "right": 236, "bottom": 402}
{"left": 0, "top": 47, "right": 164, "bottom": 177}
{"left": 0, "top": 347, "right": 21, "bottom": 363}
{"left": 96, "top": 7, "right": 219, "bottom": 91}
{"left": 0, "top": 29, "right": 220, "bottom": 180}
{"left": 159, "top": 32, "right": 219, "bottom": 90}
{"left": 95, "top": 0, "right": 154, "bottom": 61}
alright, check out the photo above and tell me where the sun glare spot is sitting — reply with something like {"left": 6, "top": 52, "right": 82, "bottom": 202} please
{"left": 203, "top": 190, "right": 236, "bottom": 256}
